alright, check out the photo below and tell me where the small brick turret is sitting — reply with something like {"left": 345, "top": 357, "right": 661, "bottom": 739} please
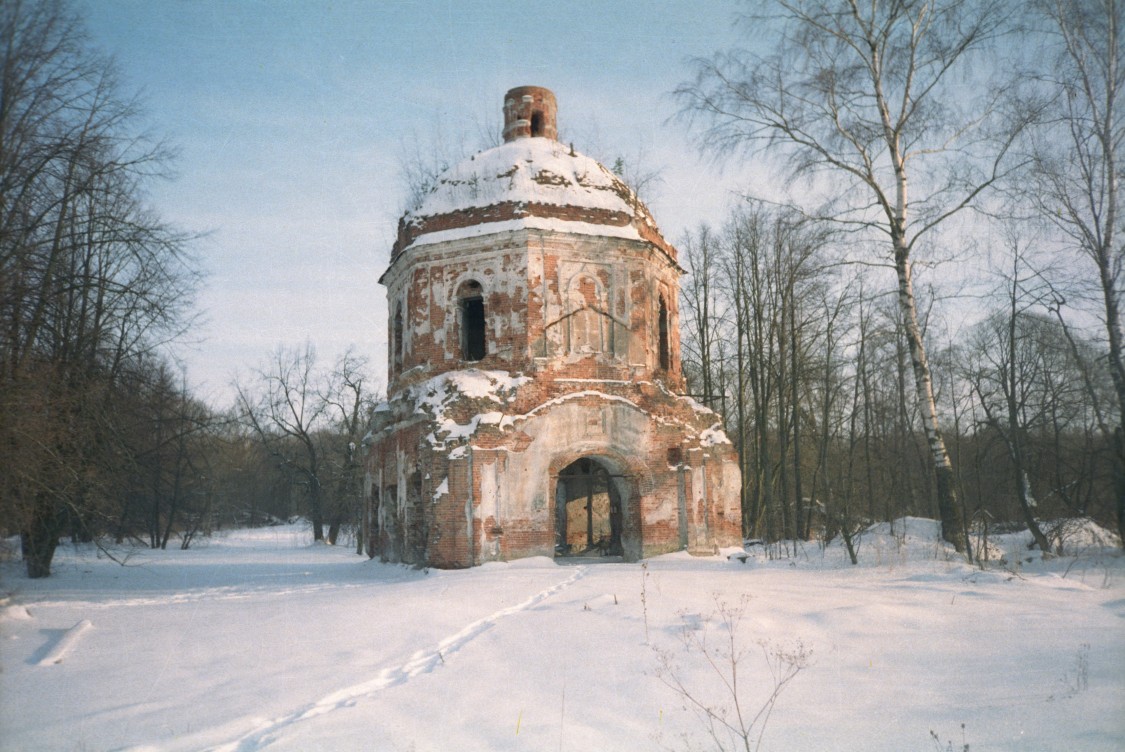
{"left": 503, "top": 86, "right": 558, "bottom": 142}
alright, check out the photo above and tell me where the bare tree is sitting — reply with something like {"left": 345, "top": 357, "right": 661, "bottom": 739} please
{"left": 396, "top": 108, "right": 501, "bottom": 214}
{"left": 704, "top": 202, "right": 836, "bottom": 542}
{"left": 106, "top": 361, "right": 215, "bottom": 550}
{"left": 320, "top": 348, "right": 377, "bottom": 548}
{"left": 235, "top": 345, "right": 379, "bottom": 545}
{"left": 676, "top": 0, "right": 1033, "bottom": 554}
{"left": 681, "top": 223, "right": 726, "bottom": 410}
{"left": 237, "top": 343, "right": 329, "bottom": 541}
{"left": 0, "top": 0, "right": 199, "bottom": 577}
{"left": 201, "top": 418, "right": 287, "bottom": 529}
{"left": 962, "top": 237, "right": 1056, "bottom": 552}
{"left": 807, "top": 277, "right": 859, "bottom": 561}
{"left": 1030, "top": 0, "right": 1125, "bottom": 545}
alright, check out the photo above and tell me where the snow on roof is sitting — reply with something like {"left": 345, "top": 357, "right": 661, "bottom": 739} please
{"left": 410, "top": 137, "right": 638, "bottom": 219}
{"left": 389, "top": 136, "right": 677, "bottom": 261}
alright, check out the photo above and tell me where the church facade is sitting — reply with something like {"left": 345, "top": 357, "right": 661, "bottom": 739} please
{"left": 364, "top": 86, "right": 741, "bottom": 567}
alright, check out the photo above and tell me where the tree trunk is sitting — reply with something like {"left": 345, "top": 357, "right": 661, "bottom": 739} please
{"left": 23, "top": 499, "right": 61, "bottom": 579}
{"left": 1115, "top": 429, "right": 1125, "bottom": 551}
{"left": 309, "top": 485, "right": 325, "bottom": 542}
{"left": 327, "top": 516, "right": 341, "bottom": 545}
{"left": 894, "top": 238, "right": 969, "bottom": 554}
{"left": 1004, "top": 291, "right": 1052, "bottom": 554}
{"left": 791, "top": 307, "right": 806, "bottom": 540}
{"left": 734, "top": 270, "right": 751, "bottom": 538}
{"left": 1098, "top": 255, "right": 1125, "bottom": 548}
{"left": 306, "top": 462, "right": 326, "bottom": 540}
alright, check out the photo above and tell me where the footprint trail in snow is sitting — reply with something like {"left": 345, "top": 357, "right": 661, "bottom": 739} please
{"left": 209, "top": 566, "right": 587, "bottom": 752}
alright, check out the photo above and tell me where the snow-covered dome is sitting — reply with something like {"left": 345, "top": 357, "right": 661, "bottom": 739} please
{"left": 415, "top": 138, "right": 639, "bottom": 222}
{"left": 390, "top": 87, "right": 673, "bottom": 259}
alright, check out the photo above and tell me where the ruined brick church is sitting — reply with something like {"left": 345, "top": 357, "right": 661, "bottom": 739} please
{"left": 364, "top": 86, "right": 740, "bottom": 567}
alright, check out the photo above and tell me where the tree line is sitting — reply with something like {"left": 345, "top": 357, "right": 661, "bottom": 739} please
{"left": 0, "top": 1, "right": 379, "bottom": 577}
{"left": 675, "top": 0, "right": 1124, "bottom": 556}
{"left": 679, "top": 205, "right": 1117, "bottom": 561}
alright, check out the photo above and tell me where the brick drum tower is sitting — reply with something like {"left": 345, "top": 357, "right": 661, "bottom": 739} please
{"left": 365, "top": 86, "right": 741, "bottom": 567}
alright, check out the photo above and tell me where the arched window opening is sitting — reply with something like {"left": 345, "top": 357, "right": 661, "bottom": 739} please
{"left": 458, "top": 280, "right": 486, "bottom": 362}
{"left": 530, "top": 110, "right": 544, "bottom": 137}
{"left": 658, "top": 295, "right": 670, "bottom": 371}
{"left": 393, "top": 304, "right": 404, "bottom": 368}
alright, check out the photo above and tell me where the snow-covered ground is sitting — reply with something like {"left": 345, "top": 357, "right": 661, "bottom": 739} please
{"left": 2, "top": 519, "right": 1122, "bottom": 751}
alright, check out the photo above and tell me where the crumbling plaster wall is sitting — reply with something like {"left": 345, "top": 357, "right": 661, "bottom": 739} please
{"left": 384, "top": 236, "right": 530, "bottom": 386}
{"left": 368, "top": 217, "right": 736, "bottom": 569}
{"left": 384, "top": 228, "right": 685, "bottom": 391}
{"left": 364, "top": 368, "right": 741, "bottom": 566}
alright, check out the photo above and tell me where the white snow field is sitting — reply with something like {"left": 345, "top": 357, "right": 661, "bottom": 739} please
{"left": 2, "top": 519, "right": 1123, "bottom": 751}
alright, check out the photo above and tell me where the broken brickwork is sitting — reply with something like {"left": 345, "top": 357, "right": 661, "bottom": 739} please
{"left": 365, "top": 87, "right": 741, "bottom": 567}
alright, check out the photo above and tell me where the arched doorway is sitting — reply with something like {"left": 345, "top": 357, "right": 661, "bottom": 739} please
{"left": 555, "top": 457, "right": 624, "bottom": 557}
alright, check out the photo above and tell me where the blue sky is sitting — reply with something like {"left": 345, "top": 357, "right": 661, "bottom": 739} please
{"left": 78, "top": 0, "right": 756, "bottom": 404}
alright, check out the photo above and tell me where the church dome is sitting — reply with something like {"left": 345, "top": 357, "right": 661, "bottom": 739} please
{"left": 390, "top": 87, "right": 673, "bottom": 260}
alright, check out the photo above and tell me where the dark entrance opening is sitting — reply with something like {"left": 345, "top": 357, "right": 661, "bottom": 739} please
{"left": 531, "top": 111, "right": 544, "bottom": 137}
{"left": 555, "top": 457, "right": 623, "bottom": 557}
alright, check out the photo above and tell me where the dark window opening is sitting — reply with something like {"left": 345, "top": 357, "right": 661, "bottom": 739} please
{"left": 369, "top": 488, "right": 380, "bottom": 538}
{"left": 462, "top": 297, "right": 485, "bottom": 360}
{"left": 658, "top": 296, "right": 670, "bottom": 371}
{"left": 393, "top": 305, "right": 404, "bottom": 368}
{"left": 406, "top": 471, "right": 426, "bottom": 564}
{"left": 459, "top": 283, "right": 486, "bottom": 362}
{"left": 530, "top": 111, "right": 544, "bottom": 137}
{"left": 384, "top": 484, "right": 400, "bottom": 562}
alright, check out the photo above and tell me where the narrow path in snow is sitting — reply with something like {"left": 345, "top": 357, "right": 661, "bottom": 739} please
{"left": 208, "top": 565, "right": 588, "bottom": 752}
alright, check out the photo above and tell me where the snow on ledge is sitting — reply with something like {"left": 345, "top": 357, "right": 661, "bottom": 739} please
{"left": 402, "top": 215, "right": 642, "bottom": 252}
{"left": 700, "top": 423, "right": 732, "bottom": 446}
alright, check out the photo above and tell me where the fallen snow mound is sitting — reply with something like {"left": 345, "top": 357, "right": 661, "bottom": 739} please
{"left": 727, "top": 516, "right": 1122, "bottom": 569}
